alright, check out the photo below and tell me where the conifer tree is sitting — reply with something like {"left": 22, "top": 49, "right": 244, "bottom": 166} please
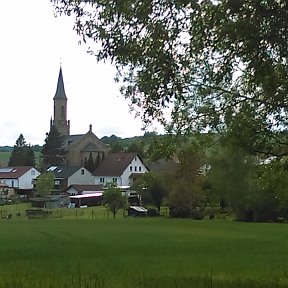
{"left": 41, "top": 126, "right": 66, "bottom": 169}
{"left": 8, "top": 134, "right": 35, "bottom": 166}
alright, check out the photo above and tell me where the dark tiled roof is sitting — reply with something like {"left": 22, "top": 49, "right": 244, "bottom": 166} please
{"left": 53, "top": 67, "right": 67, "bottom": 100}
{"left": 93, "top": 152, "right": 139, "bottom": 176}
{"left": 65, "top": 184, "right": 103, "bottom": 193}
{"left": 46, "top": 166, "right": 83, "bottom": 179}
{"left": 0, "top": 166, "right": 36, "bottom": 179}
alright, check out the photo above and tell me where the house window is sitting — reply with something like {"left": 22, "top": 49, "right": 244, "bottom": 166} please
{"left": 100, "top": 177, "right": 105, "bottom": 183}
{"left": 81, "top": 169, "right": 85, "bottom": 175}
{"left": 112, "top": 178, "right": 117, "bottom": 184}
{"left": 139, "top": 166, "right": 142, "bottom": 172}
{"left": 130, "top": 166, "right": 132, "bottom": 172}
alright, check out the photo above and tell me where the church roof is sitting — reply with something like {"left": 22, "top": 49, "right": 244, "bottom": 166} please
{"left": 53, "top": 67, "right": 67, "bottom": 100}
{"left": 61, "top": 134, "right": 84, "bottom": 147}
{"left": 81, "top": 143, "right": 103, "bottom": 152}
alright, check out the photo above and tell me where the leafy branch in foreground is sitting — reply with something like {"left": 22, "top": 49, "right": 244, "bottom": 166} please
{"left": 51, "top": 0, "right": 288, "bottom": 157}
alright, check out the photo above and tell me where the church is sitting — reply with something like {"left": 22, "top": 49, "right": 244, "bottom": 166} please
{"left": 50, "top": 67, "right": 109, "bottom": 167}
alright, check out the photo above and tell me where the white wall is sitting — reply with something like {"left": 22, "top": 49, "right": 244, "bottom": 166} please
{"left": 16, "top": 168, "right": 40, "bottom": 189}
{"left": 68, "top": 167, "right": 95, "bottom": 186}
{"left": 94, "top": 156, "right": 148, "bottom": 186}
{"left": 121, "top": 155, "right": 148, "bottom": 186}
{"left": 3, "top": 179, "right": 19, "bottom": 188}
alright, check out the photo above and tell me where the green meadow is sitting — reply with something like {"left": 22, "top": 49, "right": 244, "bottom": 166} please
{"left": 0, "top": 209, "right": 288, "bottom": 287}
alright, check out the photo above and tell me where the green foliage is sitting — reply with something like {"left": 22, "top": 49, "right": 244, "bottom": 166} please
{"left": 101, "top": 134, "right": 121, "bottom": 145}
{"left": 131, "top": 171, "right": 167, "bottom": 211}
{"left": 257, "top": 157, "right": 288, "bottom": 219}
{"left": 103, "top": 184, "right": 128, "bottom": 218}
{"left": 84, "top": 152, "right": 96, "bottom": 173}
{"left": 207, "top": 144, "right": 259, "bottom": 221}
{"left": 167, "top": 143, "right": 206, "bottom": 218}
{"left": 126, "top": 140, "right": 144, "bottom": 158}
{"left": 41, "top": 126, "right": 66, "bottom": 168}
{"left": 110, "top": 141, "right": 124, "bottom": 153}
{"left": 35, "top": 172, "right": 55, "bottom": 197}
{"left": 51, "top": 0, "right": 288, "bottom": 157}
{"left": 8, "top": 134, "right": 35, "bottom": 166}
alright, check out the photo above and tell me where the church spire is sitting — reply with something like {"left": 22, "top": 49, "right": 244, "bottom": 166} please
{"left": 51, "top": 65, "right": 70, "bottom": 136}
{"left": 54, "top": 66, "right": 67, "bottom": 100}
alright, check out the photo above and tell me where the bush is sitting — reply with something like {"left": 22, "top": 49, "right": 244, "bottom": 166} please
{"left": 147, "top": 208, "right": 160, "bottom": 217}
{"left": 169, "top": 206, "right": 191, "bottom": 218}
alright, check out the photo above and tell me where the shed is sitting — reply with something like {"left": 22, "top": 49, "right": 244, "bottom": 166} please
{"left": 69, "top": 192, "right": 103, "bottom": 208}
{"left": 127, "top": 206, "right": 147, "bottom": 217}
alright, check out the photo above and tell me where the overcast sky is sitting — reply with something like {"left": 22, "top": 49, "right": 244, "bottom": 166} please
{"left": 0, "top": 0, "right": 160, "bottom": 146}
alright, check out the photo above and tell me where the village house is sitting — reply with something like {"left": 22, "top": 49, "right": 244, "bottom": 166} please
{"left": 93, "top": 152, "right": 149, "bottom": 186}
{"left": 0, "top": 166, "right": 40, "bottom": 196}
{"left": 46, "top": 165, "right": 95, "bottom": 194}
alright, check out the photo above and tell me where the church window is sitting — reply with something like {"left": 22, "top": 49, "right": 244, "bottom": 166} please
{"left": 139, "top": 166, "right": 142, "bottom": 172}
{"left": 112, "top": 178, "right": 117, "bottom": 184}
{"left": 134, "top": 166, "right": 137, "bottom": 172}
{"left": 100, "top": 177, "right": 105, "bottom": 183}
{"left": 130, "top": 166, "right": 132, "bottom": 172}
{"left": 81, "top": 169, "right": 85, "bottom": 175}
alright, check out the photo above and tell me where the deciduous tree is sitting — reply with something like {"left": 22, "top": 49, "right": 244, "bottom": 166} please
{"left": 35, "top": 172, "right": 55, "bottom": 197}
{"left": 103, "top": 184, "right": 128, "bottom": 218}
{"left": 51, "top": 0, "right": 288, "bottom": 157}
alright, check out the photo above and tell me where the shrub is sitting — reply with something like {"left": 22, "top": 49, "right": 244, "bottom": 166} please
{"left": 147, "top": 208, "right": 160, "bottom": 217}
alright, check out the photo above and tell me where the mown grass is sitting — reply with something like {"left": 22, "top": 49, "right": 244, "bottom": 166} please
{"left": 0, "top": 214, "right": 288, "bottom": 287}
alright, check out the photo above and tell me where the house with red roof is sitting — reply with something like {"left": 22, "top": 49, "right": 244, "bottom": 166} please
{"left": 0, "top": 166, "right": 40, "bottom": 194}
{"left": 93, "top": 152, "right": 149, "bottom": 187}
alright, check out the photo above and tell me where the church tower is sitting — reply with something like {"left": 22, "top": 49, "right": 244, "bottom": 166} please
{"left": 51, "top": 66, "right": 70, "bottom": 136}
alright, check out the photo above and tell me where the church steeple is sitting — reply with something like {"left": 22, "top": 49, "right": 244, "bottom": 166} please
{"left": 51, "top": 66, "right": 70, "bottom": 136}
{"left": 54, "top": 66, "right": 67, "bottom": 100}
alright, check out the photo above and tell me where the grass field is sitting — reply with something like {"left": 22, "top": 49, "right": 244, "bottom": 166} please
{"left": 0, "top": 152, "right": 11, "bottom": 166}
{"left": 0, "top": 209, "right": 288, "bottom": 287}
{"left": 0, "top": 151, "right": 41, "bottom": 167}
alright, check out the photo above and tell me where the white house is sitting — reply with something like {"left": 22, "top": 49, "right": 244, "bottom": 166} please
{"left": 45, "top": 166, "right": 95, "bottom": 193}
{"left": 0, "top": 166, "right": 40, "bottom": 192}
{"left": 93, "top": 152, "right": 149, "bottom": 186}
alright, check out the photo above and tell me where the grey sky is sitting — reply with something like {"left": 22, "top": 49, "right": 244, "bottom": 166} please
{"left": 0, "top": 0, "right": 158, "bottom": 146}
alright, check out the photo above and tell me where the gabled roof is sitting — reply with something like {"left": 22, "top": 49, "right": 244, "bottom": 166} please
{"left": 46, "top": 166, "right": 83, "bottom": 179}
{"left": 0, "top": 166, "right": 36, "bottom": 179}
{"left": 61, "top": 134, "right": 84, "bottom": 147}
{"left": 53, "top": 66, "right": 67, "bottom": 100}
{"left": 81, "top": 143, "right": 104, "bottom": 152}
{"left": 93, "top": 152, "right": 143, "bottom": 176}
{"left": 65, "top": 184, "right": 103, "bottom": 193}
